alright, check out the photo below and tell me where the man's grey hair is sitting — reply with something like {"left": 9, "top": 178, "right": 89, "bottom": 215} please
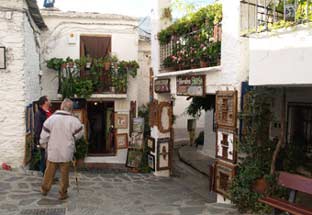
{"left": 61, "top": 98, "right": 73, "bottom": 112}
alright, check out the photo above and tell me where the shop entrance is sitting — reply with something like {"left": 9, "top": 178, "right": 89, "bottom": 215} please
{"left": 87, "top": 101, "right": 114, "bottom": 155}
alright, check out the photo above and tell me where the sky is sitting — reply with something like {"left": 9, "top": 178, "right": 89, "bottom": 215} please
{"left": 37, "top": 0, "right": 153, "bottom": 17}
{"left": 37, "top": 0, "right": 215, "bottom": 18}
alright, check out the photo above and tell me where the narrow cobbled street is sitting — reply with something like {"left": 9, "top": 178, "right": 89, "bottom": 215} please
{"left": 0, "top": 147, "right": 239, "bottom": 215}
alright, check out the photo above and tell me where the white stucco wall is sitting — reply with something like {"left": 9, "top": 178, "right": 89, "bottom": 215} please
{"left": 137, "top": 38, "right": 151, "bottom": 107}
{"left": 0, "top": 0, "right": 42, "bottom": 168}
{"left": 249, "top": 24, "right": 312, "bottom": 86}
{"left": 24, "top": 14, "right": 41, "bottom": 104}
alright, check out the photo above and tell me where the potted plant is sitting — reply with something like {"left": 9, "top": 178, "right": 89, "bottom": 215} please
{"left": 74, "top": 138, "right": 88, "bottom": 166}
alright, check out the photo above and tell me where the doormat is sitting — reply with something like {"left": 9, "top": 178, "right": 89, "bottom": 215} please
{"left": 20, "top": 208, "right": 66, "bottom": 215}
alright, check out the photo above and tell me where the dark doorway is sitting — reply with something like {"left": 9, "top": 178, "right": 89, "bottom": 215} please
{"left": 87, "top": 101, "right": 114, "bottom": 155}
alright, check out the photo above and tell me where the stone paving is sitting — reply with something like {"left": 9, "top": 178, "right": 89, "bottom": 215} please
{"left": 0, "top": 168, "right": 241, "bottom": 215}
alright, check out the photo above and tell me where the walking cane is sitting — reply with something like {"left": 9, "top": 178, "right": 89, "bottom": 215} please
{"left": 72, "top": 158, "right": 79, "bottom": 193}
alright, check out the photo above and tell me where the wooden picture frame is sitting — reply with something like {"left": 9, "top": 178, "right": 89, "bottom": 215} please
{"left": 114, "top": 113, "right": 128, "bottom": 129}
{"left": 214, "top": 160, "right": 236, "bottom": 197}
{"left": 155, "top": 79, "right": 170, "bottom": 93}
{"left": 216, "top": 128, "right": 237, "bottom": 164}
{"left": 216, "top": 91, "right": 238, "bottom": 129}
{"left": 157, "top": 138, "right": 170, "bottom": 171}
{"left": 126, "top": 148, "right": 143, "bottom": 169}
{"left": 24, "top": 133, "right": 32, "bottom": 165}
{"left": 147, "top": 136, "right": 155, "bottom": 152}
{"left": 0, "top": 47, "right": 6, "bottom": 69}
{"left": 157, "top": 102, "right": 172, "bottom": 133}
{"left": 147, "top": 153, "right": 155, "bottom": 171}
{"left": 149, "top": 100, "right": 158, "bottom": 127}
{"left": 115, "top": 133, "right": 128, "bottom": 149}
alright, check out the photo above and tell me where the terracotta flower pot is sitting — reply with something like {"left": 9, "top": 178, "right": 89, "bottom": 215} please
{"left": 253, "top": 177, "right": 268, "bottom": 194}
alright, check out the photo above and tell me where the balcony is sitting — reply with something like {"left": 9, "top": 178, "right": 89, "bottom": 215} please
{"left": 47, "top": 57, "right": 139, "bottom": 99}
{"left": 240, "top": 0, "right": 312, "bottom": 36}
{"left": 158, "top": 3, "right": 222, "bottom": 73}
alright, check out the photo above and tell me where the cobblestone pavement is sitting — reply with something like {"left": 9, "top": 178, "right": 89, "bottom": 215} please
{"left": 0, "top": 168, "right": 241, "bottom": 215}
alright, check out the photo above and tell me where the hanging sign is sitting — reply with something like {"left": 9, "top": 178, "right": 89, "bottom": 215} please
{"left": 155, "top": 79, "right": 170, "bottom": 93}
{"left": 176, "top": 75, "right": 205, "bottom": 96}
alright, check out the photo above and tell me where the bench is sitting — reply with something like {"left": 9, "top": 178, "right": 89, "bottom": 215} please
{"left": 259, "top": 171, "right": 312, "bottom": 215}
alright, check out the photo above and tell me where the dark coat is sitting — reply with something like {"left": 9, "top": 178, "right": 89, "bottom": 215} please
{"left": 34, "top": 108, "right": 47, "bottom": 145}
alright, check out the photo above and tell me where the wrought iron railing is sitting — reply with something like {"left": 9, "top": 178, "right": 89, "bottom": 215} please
{"left": 240, "top": 0, "right": 311, "bottom": 36}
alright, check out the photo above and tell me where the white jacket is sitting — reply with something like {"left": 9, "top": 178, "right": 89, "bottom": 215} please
{"left": 40, "top": 110, "right": 84, "bottom": 162}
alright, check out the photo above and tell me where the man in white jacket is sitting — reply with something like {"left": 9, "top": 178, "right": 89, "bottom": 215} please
{"left": 40, "top": 98, "right": 84, "bottom": 200}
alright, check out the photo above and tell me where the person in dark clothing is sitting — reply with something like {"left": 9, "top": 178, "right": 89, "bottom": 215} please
{"left": 34, "top": 96, "right": 51, "bottom": 175}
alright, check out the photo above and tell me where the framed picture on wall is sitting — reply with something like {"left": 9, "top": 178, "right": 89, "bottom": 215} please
{"left": 214, "top": 160, "right": 236, "bottom": 197}
{"left": 130, "top": 132, "right": 144, "bottom": 149}
{"left": 147, "top": 136, "right": 155, "bottom": 152}
{"left": 147, "top": 153, "right": 155, "bottom": 171}
{"left": 115, "top": 133, "right": 128, "bottom": 149}
{"left": 115, "top": 113, "right": 128, "bottom": 129}
{"left": 216, "top": 129, "right": 237, "bottom": 163}
{"left": 157, "top": 138, "right": 170, "bottom": 171}
{"left": 158, "top": 102, "right": 172, "bottom": 133}
{"left": 149, "top": 100, "right": 158, "bottom": 127}
{"left": 216, "top": 91, "right": 238, "bottom": 129}
{"left": 126, "top": 148, "right": 143, "bottom": 169}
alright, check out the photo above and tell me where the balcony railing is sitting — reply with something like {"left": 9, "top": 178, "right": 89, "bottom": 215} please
{"left": 241, "top": 0, "right": 312, "bottom": 36}
{"left": 159, "top": 24, "right": 221, "bottom": 72}
{"left": 58, "top": 63, "right": 127, "bottom": 98}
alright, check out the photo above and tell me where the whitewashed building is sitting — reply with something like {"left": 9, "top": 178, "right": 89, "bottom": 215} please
{"left": 40, "top": 9, "right": 151, "bottom": 167}
{"left": 0, "top": 2, "right": 151, "bottom": 169}
{"left": 0, "top": 0, "right": 47, "bottom": 168}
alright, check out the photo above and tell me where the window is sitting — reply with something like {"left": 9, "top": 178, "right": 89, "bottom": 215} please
{"left": 80, "top": 36, "right": 111, "bottom": 58}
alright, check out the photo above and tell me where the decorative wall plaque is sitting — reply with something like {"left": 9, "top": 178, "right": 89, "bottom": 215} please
{"left": 176, "top": 75, "right": 205, "bottom": 96}
{"left": 149, "top": 100, "right": 158, "bottom": 127}
{"left": 155, "top": 79, "right": 170, "bottom": 93}
{"left": 216, "top": 129, "right": 237, "bottom": 163}
{"left": 214, "top": 160, "right": 236, "bottom": 197}
{"left": 216, "top": 91, "right": 237, "bottom": 129}
{"left": 114, "top": 113, "right": 128, "bottom": 129}
{"left": 157, "top": 138, "right": 170, "bottom": 170}
{"left": 157, "top": 102, "right": 172, "bottom": 133}
{"left": 147, "top": 136, "right": 155, "bottom": 152}
{"left": 115, "top": 133, "right": 128, "bottom": 149}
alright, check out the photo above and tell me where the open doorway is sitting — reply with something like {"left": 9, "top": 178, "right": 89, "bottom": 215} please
{"left": 87, "top": 101, "right": 114, "bottom": 155}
